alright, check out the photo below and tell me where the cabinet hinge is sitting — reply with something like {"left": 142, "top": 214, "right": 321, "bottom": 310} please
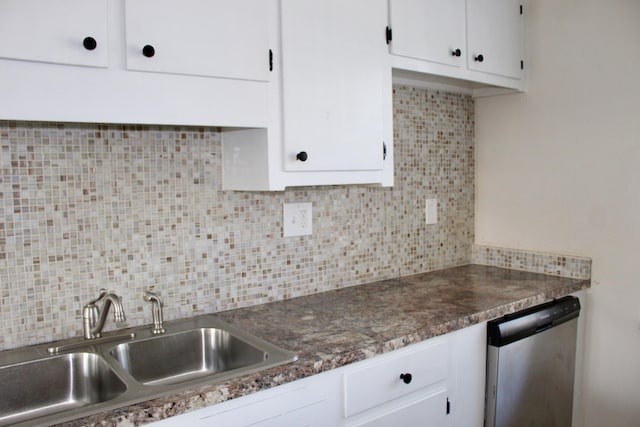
{"left": 446, "top": 397, "right": 451, "bottom": 415}
{"left": 383, "top": 142, "right": 387, "bottom": 160}
{"left": 385, "top": 26, "right": 392, "bottom": 45}
{"left": 521, "top": 60, "right": 524, "bottom": 70}
{"left": 269, "top": 49, "right": 273, "bottom": 72}
{"left": 520, "top": 4, "right": 523, "bottom": 14}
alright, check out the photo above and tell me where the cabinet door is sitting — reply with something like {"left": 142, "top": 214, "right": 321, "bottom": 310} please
{"left": 466, "top": 0, "right": 523, "bottom": 79}
{"left": 350, "top": 390, "right": 450, "bottom": 427}
{"left": 388, "top": 0, "right": 466, "bottom": 68}
{"left": 0, "top": 0, "right": 108, "bottom": 68}
{"left": 124, "top": 0, "right": 270, "bottom": 81}
{"left": 280, "top": 0, "right": 387, "bottom": 172}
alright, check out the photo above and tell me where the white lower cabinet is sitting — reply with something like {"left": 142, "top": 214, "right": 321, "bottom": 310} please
{"left": 343, "top": 336, "right": 450, "bottom": 423}
{"left": 350, "top": 389, "right": 449, "bottom": 427}
{"left": 151, "top": 370, "right": 342, "bottom": 427}
{"left": 151, "top": 323, "right": 486, "bottom": 427}
{"left": 449, "top": 322, "right": 487, "bottom": 427}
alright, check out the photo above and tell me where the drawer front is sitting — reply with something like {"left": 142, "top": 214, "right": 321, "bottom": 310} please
{"left": 343, "top": 338, "right": 449, "bottom": 417}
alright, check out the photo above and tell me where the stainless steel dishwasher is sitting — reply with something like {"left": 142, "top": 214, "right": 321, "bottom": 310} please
{"left": 485, "top": 296, "right": 581, "bottom": 427}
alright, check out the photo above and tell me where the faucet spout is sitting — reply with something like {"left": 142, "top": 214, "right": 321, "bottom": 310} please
{"left": 83, "top": 289, "right": 126, "bottom": 339}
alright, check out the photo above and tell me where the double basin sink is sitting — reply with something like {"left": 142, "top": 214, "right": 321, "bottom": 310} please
{"left": 0, "top": 316, "right": 298, "bottom": 426}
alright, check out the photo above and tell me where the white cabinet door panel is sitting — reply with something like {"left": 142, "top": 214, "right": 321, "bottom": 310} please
{"left": 389, "top": 0, "right": 465, "bottom": 67}
{"left": 125, "top": 0, "right": 270, "bottom": 81}
{"left": 0, "top": 0, "right": 108, "bottom": 68}
{"left": 466, "top": 0, "right": 523, "bottom": 79}
{"left": 280, "top": 0, "right": 387, "bottom": 172}
{"left": 350, "top": 389, "right": 449, "bottom": 427}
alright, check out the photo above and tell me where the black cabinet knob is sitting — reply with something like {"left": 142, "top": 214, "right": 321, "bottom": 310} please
{"left": 474, "top": 54, "right": 484, "bottom": 62}
{"left": 451, "top": 48, "right": 462, "bottom": 57}
{"left": 142, "top": 45, "right": 156, "bottom": 58}
{"left": 400, "top": 373, "right": 412, "bottom": 384}
{"left": 83, "top": 37, "right": 97, "bottom": 51}
{"left": 296, "top": 151, "right": 308, "bottom": 162}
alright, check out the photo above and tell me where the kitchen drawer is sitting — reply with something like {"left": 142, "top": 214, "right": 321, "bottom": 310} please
{"left": 343, "top": 337, "right": 449, "bottom": 417}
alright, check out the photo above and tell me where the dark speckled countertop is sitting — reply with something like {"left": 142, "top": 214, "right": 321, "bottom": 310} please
{"left": 62, "top": 265, "right": 589, "bottom": 426}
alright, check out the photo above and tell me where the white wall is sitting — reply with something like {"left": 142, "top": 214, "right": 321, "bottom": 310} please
{"left": 475, "top": 1, "right": 640, "bottom": 426}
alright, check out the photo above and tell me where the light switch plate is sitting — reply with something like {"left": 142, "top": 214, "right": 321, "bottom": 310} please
{"left": 283, "top": 202, "right": 312, "bottom": 237}
{"left": 426, "top": 199, "right": 438, "bottom": 225}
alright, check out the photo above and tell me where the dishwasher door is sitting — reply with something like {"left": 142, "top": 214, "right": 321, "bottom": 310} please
{"left": 485, "top": 296, "right": 580, "bottom": 427}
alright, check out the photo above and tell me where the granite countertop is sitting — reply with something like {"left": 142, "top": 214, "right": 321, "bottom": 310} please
{"left": 64, "top": 264, "right": 590, "bottom": 426}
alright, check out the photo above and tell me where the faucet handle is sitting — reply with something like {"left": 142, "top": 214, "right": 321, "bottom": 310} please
{"left": 86, "top": 288, "right": 108, "bottom": 306}
{"left": 143, "top": 290, "right": 163, "bottom": 304}
{"left": 143, "top": 289, "right": 165, "bottom": 334}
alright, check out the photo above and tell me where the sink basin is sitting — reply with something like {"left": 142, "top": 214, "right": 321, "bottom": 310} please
{"left": 0, "top": 352, "right": 126, "bottom": 426}
{"left": 0, "top": 316, "right": 297, "bottom": 426}
{"left": 110, "top": 327, "right": 272, "bottom": 386}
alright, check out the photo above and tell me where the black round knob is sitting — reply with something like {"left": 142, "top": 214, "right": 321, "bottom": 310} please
{"left": 451, "top": 48, "right": 461, "bottom": 57}
{"left": 296, "top": 151, "right": 308, "bottom": 162}
{"left": 142, "top": 45, "right": 156, "bottom": 58}
{"left": 474, "top": 54, "right": 484, "bottom": 62}
{"left": 400, "top": 373, "right": 412, "bottom": 384}
{"left": 83, "top": 37, "right": 97, "bottom": 51}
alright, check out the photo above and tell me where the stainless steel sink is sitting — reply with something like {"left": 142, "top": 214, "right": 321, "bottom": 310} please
{"left": 0, "top": 315, "right": 297, "bottom": 426}
{"left": 0, "top": 352, "right": 126, "bottom": 426}
{"left": 110, "top": 327, "right": 271, "bottom": 386}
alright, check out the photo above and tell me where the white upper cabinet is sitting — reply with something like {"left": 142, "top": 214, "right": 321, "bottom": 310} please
{"left": 466, "top": 0, "right": 523, "bottom": 79}
{"left": 388, "top": 0, "right": 525, "bottom": 94}
{"left": 124, "top": 0, "right": 270, "bottom": 81}
{"left": 0, "top": 0, "right": 272, "bottom": 126}
{"left": 388, "top": 0, "right": 466, "bottom": 68}
{"left": 222, "top": 0, "right": 394, "bottom": 190}
{"left": 0, "top": 0, "right": 108, "bottom": 68}
{"left": 280, "top": 0, "right": 387, "bottom": 173}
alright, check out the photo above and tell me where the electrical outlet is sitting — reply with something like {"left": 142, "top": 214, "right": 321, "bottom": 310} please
{"left": 426, "top": 199, "right": 438, "bottom": 225}
{"left": 283, "top": 202, "right": 313, "bottom": 237}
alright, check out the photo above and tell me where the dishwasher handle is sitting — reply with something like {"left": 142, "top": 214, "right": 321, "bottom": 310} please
{"left": 487, "top": 296, "right": 580, "bottom": 347}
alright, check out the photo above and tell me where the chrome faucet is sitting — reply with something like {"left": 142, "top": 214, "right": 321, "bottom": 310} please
{"left": 143, "top": 290, "right": 165, "bottom": 334}
{"left": 82, "top": 289, "right": 127, "bottom": 339}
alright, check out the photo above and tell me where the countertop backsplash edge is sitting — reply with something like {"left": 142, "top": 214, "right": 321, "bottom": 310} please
{"left": 472, "top": 244, "right": 592, "bottom": 280}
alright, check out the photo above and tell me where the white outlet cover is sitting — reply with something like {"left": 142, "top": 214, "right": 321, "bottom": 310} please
{"left": 426, "top": 199, "right": 438, "bottom": 225}
{"left": 283, "top": 202, "right": 313, "bottom": 237}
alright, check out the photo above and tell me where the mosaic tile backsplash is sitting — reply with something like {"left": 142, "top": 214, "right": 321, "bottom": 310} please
{"left": 472, "top": 245, "right": 591, "bottom": 280}
{"left": 0, "top": 85, "right": 475, "bottom": 350}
